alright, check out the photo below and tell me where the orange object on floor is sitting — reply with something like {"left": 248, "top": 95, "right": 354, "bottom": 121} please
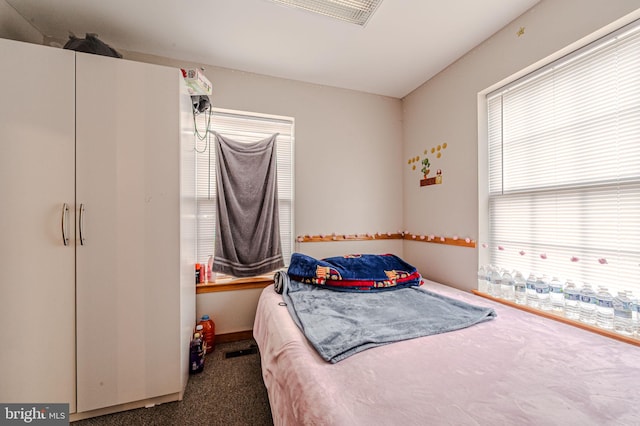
{"left": 198, "top": 315, "right": 216, "bottom": 353}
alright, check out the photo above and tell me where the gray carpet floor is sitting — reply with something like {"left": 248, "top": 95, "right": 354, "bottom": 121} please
{"left": 74, "top": 339, "right": 273, "bottom": 426}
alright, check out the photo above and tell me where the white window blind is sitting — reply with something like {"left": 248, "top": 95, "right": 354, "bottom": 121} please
{"left": 194, "top": 108, "right": 295, "bottom": 271}
{"left": 486, "top": 20, "right": 640, "bottom": 296}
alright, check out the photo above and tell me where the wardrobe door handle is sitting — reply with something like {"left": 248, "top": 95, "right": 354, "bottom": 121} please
{"left": 79, "top": 203, "right": 86, "bottom": 246}
{"left": 61, "top": 203, "right": 70, "bottom": 246}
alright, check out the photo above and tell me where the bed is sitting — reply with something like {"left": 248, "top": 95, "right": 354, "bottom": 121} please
{"left": 253, "top": 257, "right": 640, "bottom": 425}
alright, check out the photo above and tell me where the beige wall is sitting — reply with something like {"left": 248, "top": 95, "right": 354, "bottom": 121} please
{"left": 124, "top": 51, "right": 405, "bottom": 260}
{"left": 122, "top": 52, "right": 405, "bottom": 333}
{"left": 402, "top": 0, "right": 640, "bottom": 292}
{"left": 0, "top": 0, "right": 42, "bottom": 43}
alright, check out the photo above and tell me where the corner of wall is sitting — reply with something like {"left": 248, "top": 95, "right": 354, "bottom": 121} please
{"left": 399, "top": 0, "right": 640, "bottom": 290}
{"left": 0, "top": 0, "right": 44, "bottom": 44}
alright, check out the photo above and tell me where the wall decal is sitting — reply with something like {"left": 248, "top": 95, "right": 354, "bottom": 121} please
{"left": 407, "top": 142, "right": 448, "bottom": 187}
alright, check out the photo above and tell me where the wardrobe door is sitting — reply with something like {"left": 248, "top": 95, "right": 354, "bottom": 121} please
{"left": 75, "top": 53, "right": 182, "bottom": 412}
{"left": 0, "top": 39, "right": 76, "bottom": 411}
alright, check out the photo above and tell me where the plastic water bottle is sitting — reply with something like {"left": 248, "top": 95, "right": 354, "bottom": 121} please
{"left": 579, "top": 283, "right": 597, "bottom": 324}
{"left": 485, "top": 266, "right": 495, "bottom": 296}
{"left": 612, "top": 291, "right": 633, "bottom": 336}
{"left": 501, "top": 270, "right": 515, "bottom": 301}
{"left": 548, "top": 277, "right": 564, "bottom": 312}
{"left": 633, "top": 293, "right": 640, "bottom": 337}
{"left": 595, "top": 286, "right": 614, "bottom": 330}
{"left": 477, "top": 265, "right": 488, "bottom": 293}
{"left": 489, "top": 266, "right": 503, "bottom": 298}
{"left": 526, "top": 273, "right": 539, "bottom": 308}
{"left": 513, "top": 272, "right": 527, "bottom": 305}
{"left": 535, "top": 275, "right": 551, "bottom": 311}
{"left": 563, "top": 280, "right": 581, "bottom": 320}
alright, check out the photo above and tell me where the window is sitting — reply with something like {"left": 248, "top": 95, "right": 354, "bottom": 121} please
{"left": 194, "top": 108, "right": 295, "bottom": 275}
{"left": 486, "top": 20, "right": 640, "bottom": 296}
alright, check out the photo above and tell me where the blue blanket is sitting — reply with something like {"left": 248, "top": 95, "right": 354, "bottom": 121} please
{"left": 287, "top": 252, "right": 422, "bottom": 291}
{"left": 278, "top": 272, "right": 497, "bottom": 363}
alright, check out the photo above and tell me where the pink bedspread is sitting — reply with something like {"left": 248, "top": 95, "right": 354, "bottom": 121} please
{"left": 253, "top": 280, "right": 640, "bottom": 425}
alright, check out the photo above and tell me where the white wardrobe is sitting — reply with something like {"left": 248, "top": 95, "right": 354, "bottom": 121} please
{"left": 0, "top": 38, "right": 196, "bottom": 419}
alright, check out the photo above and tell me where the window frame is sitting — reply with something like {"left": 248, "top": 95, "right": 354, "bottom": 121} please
{"left": 480, "top": 18, "right": 640, "bottom": 297}
{"left": 194, "top": 107, "right": 295, "bottom": 284}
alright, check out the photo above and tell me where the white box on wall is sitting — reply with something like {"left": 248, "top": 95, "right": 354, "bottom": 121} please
{"left": 181, "top": 68, "right": 213, "bottom": 96}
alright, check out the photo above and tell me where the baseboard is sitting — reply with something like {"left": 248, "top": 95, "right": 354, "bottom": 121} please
{"left": 70, "top": 392, "right": 181, "bottom": 422}
{"left": 215, "top": 330, "right": 253, "bottom": 344}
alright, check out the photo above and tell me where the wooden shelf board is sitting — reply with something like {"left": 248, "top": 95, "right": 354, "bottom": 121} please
{"left": 472, "top": 290, "right": 640, "bottom": 347}
{"left": 196, "top": 276, "right": 273, "bottom": 294}
{"left": 403, "top": 234, "right": 476, "bottom": 248}
{"left": 298, "top": 233, "right": 476, "bottom": 248}
{"left": 299, "top": 233, "right": 403, "bottom": 243}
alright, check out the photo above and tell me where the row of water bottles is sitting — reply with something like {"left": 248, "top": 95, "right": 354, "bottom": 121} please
{"left": 478, "top": 265, "right": 640, "bottom": 337}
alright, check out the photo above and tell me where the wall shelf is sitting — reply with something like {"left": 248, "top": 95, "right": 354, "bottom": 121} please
{"left": 297, "top": 232, "right": 403, "bottom": 242}
{"left": 403, "top": 234, "right": 476, "bottom": 248}
{"left": 296, "top": 232, "right": 476, "bottom": 248}
{"left": 473, "top": 290, "right": 640, "bottom": 347}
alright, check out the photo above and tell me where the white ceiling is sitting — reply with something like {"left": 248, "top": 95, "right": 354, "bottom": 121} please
{"left": 7, "top": 0, "right": 539, "bottom": 98}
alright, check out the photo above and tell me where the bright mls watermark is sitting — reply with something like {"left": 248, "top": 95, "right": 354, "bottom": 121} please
{"left": 1, "top": 404, "right": 68, "bottom": 425}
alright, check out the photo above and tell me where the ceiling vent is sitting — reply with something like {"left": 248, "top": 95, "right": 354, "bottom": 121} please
{"left": 269, "top": 0, "right": 383, "bottom": 26}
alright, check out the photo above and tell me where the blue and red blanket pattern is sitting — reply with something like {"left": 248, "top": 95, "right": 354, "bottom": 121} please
{"left": 287, "top": 253, "right": 423, "bottom": 291}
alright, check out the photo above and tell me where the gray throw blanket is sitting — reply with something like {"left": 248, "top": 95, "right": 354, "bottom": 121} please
{"left": 212, "top": 133, "right": 284, "bottom": 277}
{"left": 280, "top": 273, "right": 497, "bottom": 363}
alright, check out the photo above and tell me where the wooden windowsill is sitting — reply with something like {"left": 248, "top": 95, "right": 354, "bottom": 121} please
{"left": 472, "top": 290, "right": 640, "bottom": 347}
{"left": 196, "top": 275, "right": 274, "bottom": 294}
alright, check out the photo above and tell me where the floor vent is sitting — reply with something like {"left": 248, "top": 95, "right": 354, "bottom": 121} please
{"left": 224, "top": 345, "right": 258, "bottom": 358}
